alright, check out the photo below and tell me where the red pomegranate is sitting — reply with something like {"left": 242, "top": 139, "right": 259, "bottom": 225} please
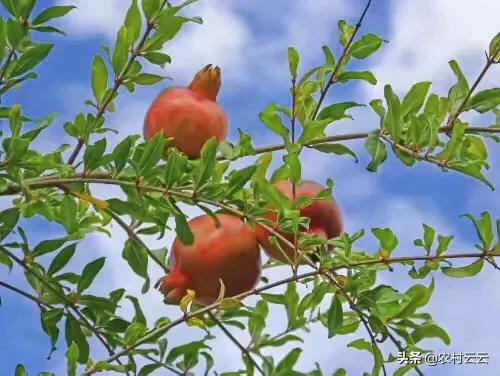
{"left": 157, "top": 214, "right": 261, "bottom": 306}
{"left": 144, "top": 64, "right": 228, "bottom": 159}
{"left": 255, "top": 180, "right": 343, "bottom": 263}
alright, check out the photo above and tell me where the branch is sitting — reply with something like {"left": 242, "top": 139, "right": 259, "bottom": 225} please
{"left": 207, "top": 311, "right": 264, "bottom": 375}
{"left": 445, "top": 45, "right": 500, "bottom": 129}
{"left": 84, "top": 247, "right": 500, "bottom": 373}
{"left": 311, "top": 0, "right": 373, "bottom": 120}
{"left": 66, "top": 0, "right": 169, "bottom": 165}
{"left": 106, "top": 209, "right": 169, "bottom": 273}
{"left": 0, "top": 279, "right": 42, "bottom": 305}
{"left": 0, "top": 246, "right": 123, "bottom": 365}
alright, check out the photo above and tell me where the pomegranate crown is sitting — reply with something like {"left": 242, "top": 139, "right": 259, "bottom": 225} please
{"left": 188, "top": 64, "right": 221, "bottom": 101}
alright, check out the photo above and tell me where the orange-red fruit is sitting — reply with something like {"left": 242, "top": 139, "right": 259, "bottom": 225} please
{"left": 255, "top": 180, "right": 343, "bottom": 263}
{"left": 143, "top": 64, "right": 228, "bottom": 159}
{"left": 157, "top": 214, "right": 261, "bottom": 306}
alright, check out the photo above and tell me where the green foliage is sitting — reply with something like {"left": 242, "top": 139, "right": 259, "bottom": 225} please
{"left": 0, "top": 0, "right": 498, "bottom": 375}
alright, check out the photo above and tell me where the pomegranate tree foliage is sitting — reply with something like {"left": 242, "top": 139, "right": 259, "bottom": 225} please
{"left": 0, "top": 0, "right": 499, "bottom": 375}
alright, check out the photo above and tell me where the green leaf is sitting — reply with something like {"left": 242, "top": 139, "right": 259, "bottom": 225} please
{"left": 9, "top": 43, "right": 53, "bottom": 78}
{"left": 15, "top": 364, "right": 26, "bottom": 376}
{"left": 383, "top": 85, "right": 403, "bottom": 143}
{"left": 138, "top": 364, "right": 162, "bottom": 376}
{"left": 298, "top": 119, "right": 330, "bottom": 144}
{"left": 138, "top": 133, "right": 166, "bottom": 175}
{"left": 32, "top": 237, "right": 67, "bottom": 257}
{"left": 0, "top": 249, "right": 13, "bottom": 270}
{"left": 447, "top": 60, "right": 469, "bottom": 115}
{"left": 77, "top": 257, "right": 105, "bottom": 293}
{"left": 142, "top": 0, "right": 162, "bottom": 21}
{"left": 276, "top": 348, "right": 302, "bottom": 373}
{"left": 311, "top": 143, "right": 358, "bottom": 162}
{"left": 195, "top": 137, "right": 218, "bottom": 189}
{"left": 126, "top": 295, "right": 147, "bottom": 325}
{"left": 113, "top": 135, "right": 138, "bottom": 176}
{"left": 249, "top": 300, "right": 268, "bottom": 342}
{"left": 41, "top": 308, "right": 64, "bottom": 358}
{"left": 350, "top": 33, "right": 382, "bottom": 59}
{"left": 65, "top": 315, "right": 89, "bottom": 364}
{"left": 318, "top": 102, "right": 364, "bottom": 122}
{"left": 337, "top": 71, "right": 377, "bottom": 85}
{"left": 164, "top": 150, "right": 188, "bottom": 189}
{"left": 135, "top": 73, "right": 168, "bottom": 85}
{"left": 124, "top": 322, "right": 148, "bottom": 345}
{"left": 288, "top": 47, "right": 300, "bottom": 78}
{"left": 327, "top": 295, "right": 343, "bottom": 337}
{"left": 0, "top": 208, "right": 20, "bottom": 240}
{"left": 422, "top": 223, "right": 435, "bottom": 252}
{"left": 123, "top": 239, "right": 150, "bottom": 293}
{"left": 46, "top": 244, "right": 77, "bottom": 275}
{"left": 451, "top": 160, "right": 493, "bottom": 189}
{"left": 226, "top": 165, "right": 256, "bottom": 197}
{"left": 112, "top": 25, "right": 130, "bottom": 74}
{"left": 365, "top": 132, "right": 387, "bottom": 172}
{"left": 5, "top": 20, "right": 26, "bottom": 49}
{"left": 372, "top": 228, "right": 398, "bottom": 254}
{"left": 174, "top": 212, "right": 194, "bottom": 246}
{"left": 467, "top": 88, "right": 500, "bottom": 113}
{"left": 442, "top": 258, "right": 484, "bottom": 278}
{"left": 401, "top": 81, "right": 432, "bottom": 118}
{"left": 124, "top": 0, "right": 142, "bottom": 43}
{"left": 338, "top": 20, "right": 354, "bottom": 47}
{"left": 32, "top": 6, "right": 76, "bottom": 25}
{"left": 489, "top": 32, "right": 500, "bottom": 60}
{"left": 1, "top": 0, "right": 18, "bottom": 16}
{"left": 9, "top": 104, "right": 22, "bottom": 137}
{"left": 91, "top": 55, "right": 108, "bottom": 103}
{"left": 259, "top": 104, "right": 290, "bottom": 143}
{"left": 84, "top": 138, "right": 107, "bottom": 171}
{"left": 66, "top": 342, "right": 79, "bottom": 376}
{"left": 59, "top": 196, "right": 78, "bottom": 234}
{"left": 144, "top": 51, "right": 171, "bottom": 66}
{"left": 412, "top": 323, "right": 451, "bottom": 345}
{"left": 322, "top": 45, "right": 336, "bottom": 67}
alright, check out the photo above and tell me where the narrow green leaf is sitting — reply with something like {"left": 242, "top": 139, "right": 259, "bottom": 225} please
{"left": 327, "top": 295, "right": 343, "bottom": 337}
{"left": 412, "top": 323, "right": 451, "bottom": 345}
{"left": 32, "top": 6, "right": 76, "bottom": 25}
{"left": 401, "top": 81, "right": 432, "bottom": 118}
{"left": 47, "top": 244, "right": 77, "bottom": 275}
{"left": 311, "top": 143, "right": 358, "bottom": 162}
{"left": 365, "top": 132, "right": 387, "bottom": 172}
{"left": 122, "top": 239, "right": 150, "bottom": 292}
{"left": 337, "top": 71, "right": 377, "bottom": 85}
{"left": 442, "top": 258, "right": 484, "bottom": 278}
{"left": 77, "top": 257, "right": 105, "bottom": 293}
{"left": 112, "top": 26, "right": 130, "bottom": 74}
{"left": 383, "top": 84, "right": 403, "bottom": 143}
{"left": 91, "top": 55, "right": 108, "bottom": 103}
{"left": 9, "top": 43, "right": 53, "bottom": 78}
{"left": 124, "top": 0, "right": 142, "bottom": 43}
{"left": 66, "top": 342, "right": 79, "bottom": 376}
{"left": 351, "top": 33, "right": 382, "bottom": 59}
{"left": 288, "top": 47, "right": 300, "bottom": 78}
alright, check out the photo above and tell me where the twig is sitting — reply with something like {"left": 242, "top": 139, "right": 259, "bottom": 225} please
{"left": 0, "top": 279, "right": 42, "bottom": 305}
{"left": 106, "top": 209, "right": 169, "bottom": 273}
{"left": 0, "top": 246, "right": 123, "bottom": 366}
{"left": 445, "top": 45, "right": 500, "bottom": 129}
{"left": 66, "top": 0, "right": 170, "bottom": 164}
{"left": 207, "top": 311, "right": 264, "bottom": 375}
{"left": 311, "top": 0, "right": 373, "bottom": 120}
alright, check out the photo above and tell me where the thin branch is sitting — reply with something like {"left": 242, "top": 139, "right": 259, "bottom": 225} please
{"left": 311, "top": 0, "right": 373, "bottom": 120}
{"left": 207, "top": 311, "right": 264, "bottom": 375}
{"left": 445, "top": 45, "right": 500, "bottom": 129}
{"left": 327, "top": 274, "right": 387, "bottom": 376}
{"left": 106, "top": 209, "right": 169, "bottom": 273}
{"left": 82, "top": 249, "right": 500, "bottom": 374}
{"left": 66, "top": 0, "right": 169, "bottom": 165}
{"left": 0, "top": 246, "right": 123, "bottom": 365}
{"left": 0, "top": 279, "right": 42, "bottom": 305}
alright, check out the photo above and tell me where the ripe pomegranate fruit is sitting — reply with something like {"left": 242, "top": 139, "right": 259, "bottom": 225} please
{"left": 255, "top": 180, "right": 343, "bottom": 263}
{"left": 144, "top": 64, "right": 228, "bottom": 159}
{"left": 157, "top": 214, "right": 261, "bottom": 306}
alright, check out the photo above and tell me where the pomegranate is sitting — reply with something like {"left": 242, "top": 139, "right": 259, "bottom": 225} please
{"left": 144, "top": 64, "right": 228, "bottom": 159}
{"left": 255, "top": 180, "right": 343, "bottom": 263}
{"left": 157, "top": 214, "right": 261, "bottom": 306}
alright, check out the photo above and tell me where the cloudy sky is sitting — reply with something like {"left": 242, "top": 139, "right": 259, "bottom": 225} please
{"left": 0, "top": 0, "right": 499, "bottom": 375}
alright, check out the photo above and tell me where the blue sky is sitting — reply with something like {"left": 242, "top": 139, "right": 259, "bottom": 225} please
{"left": 0, "top": 0, "right": 499, "bottom": 375}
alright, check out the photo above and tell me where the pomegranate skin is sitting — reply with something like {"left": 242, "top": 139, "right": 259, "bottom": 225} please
{"left": 158, "top": 214, "right": 261, "bottom": 306}
{"left": 255, "top": 180, "right": 343, "bottom": 263}
{"left": 143, "top": 65, "right": 228, "bottom": 159}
